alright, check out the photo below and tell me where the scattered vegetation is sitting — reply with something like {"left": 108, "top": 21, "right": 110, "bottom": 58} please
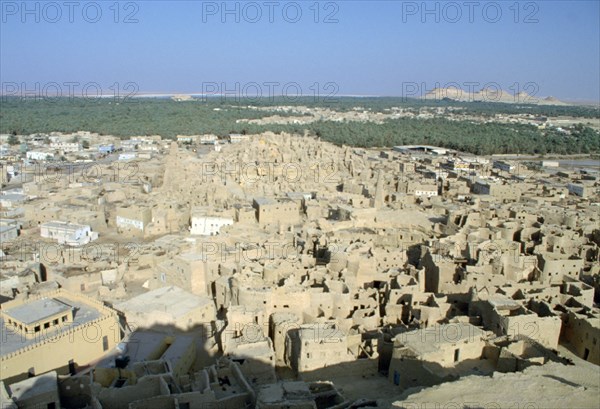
{"left": 1, "top": 97, "right": 598, "bottom": 155}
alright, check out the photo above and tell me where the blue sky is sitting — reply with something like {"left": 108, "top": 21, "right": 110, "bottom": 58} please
{"left": 1, "top": 1, "right": 599, "bottom": 101}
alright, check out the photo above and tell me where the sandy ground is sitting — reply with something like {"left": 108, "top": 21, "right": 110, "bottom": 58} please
{"left": 389, "top": 348, "right": 600, "bottom": 409}
{"left": 323, "top": 371, "right": 402, "bottom": 404}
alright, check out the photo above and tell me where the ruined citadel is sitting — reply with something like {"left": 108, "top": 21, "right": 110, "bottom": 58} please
{"left": 0, "top": 131, "right": 599, "bottom": 408}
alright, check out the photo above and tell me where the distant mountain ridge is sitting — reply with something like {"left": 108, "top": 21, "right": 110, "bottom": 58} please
{"left": 424, "top": 87, "right": 570, "bottom": 105}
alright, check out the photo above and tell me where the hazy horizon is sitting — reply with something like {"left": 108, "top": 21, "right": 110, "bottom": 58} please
{"left": 1, "top": 1, "right": 599, "bottom": 103}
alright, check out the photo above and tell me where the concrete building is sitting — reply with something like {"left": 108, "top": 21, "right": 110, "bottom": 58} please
{"left": 176, "top": 135, "right": 197, "bottom": 143}
{"left": 0, "top": 194, "right": 27, "bottom": 209}
{"left": 0, "top": 219, "right": 19, "bottom": 242}
{"left": 50, "top": 142, "right": 81, "bottom": 152}
{"left": 493, "top": 161, "right": 515, "bottom": 172}
{"left": 40, "top": 221, "right": 98, "bottom": 246}
{"left": 414, "top": 184, "right": 439, "bottom": 198}
{"left": 199, "top": 134, "right": 218, "bottom": 144}
{"left": 190, "top": 213, "right": 234, "bottom": 236}
{"left": 120, "top": 140, "right": 141, "bottom": 151}
{"left": 393, "top": 145, "right": 449, "bottom": 155}
{"left": 118, "top": 152, "right": 137, "bottom": 161}
{"left": 542, "top": 160, "right": 560, "bottom": 167}
{"left": 0, "top": 289, "right": 121, "bottom": 383}
{"left": 25, "top": 151, "right": 54, "bottom": 161}
{"left": 229, "top": 134, "right": 250, "bottom": 143}
{"left": 98, "top": 144, "right": 115, "bottom": 154}
{"left": 174, "top": 134, "right": 210, "bottom": 146}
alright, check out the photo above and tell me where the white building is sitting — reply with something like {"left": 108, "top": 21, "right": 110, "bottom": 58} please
{"left": 176, "top": 134, "right": 217, "bottom": 145}
{"left": 5, "top": 165, "right": 17, "bottom": 178}
{"left": 0, "top": 219, "right": 19, "bottom": 242}
{"left": 40, "top": 221, "right": 98, "bottom": 246}
{"left": 393, "top": 145, "right": 448, "bottom": 155}
{"left": 0, "top": 194, "right": 27, "bottom": 208}
{"left": 116, "top": 216, "right": 144, "bottom": 231}
{"left": 98, "top": 144, "right": 115, "bottom": 154}
{"left": 190, "top": 215, "right": 234, "bottom": 236}
{"left": 130, "top": 135, "right": 161, "bottom": 144}
{"left": 120, "top": 140, "right": 138, "bottom": 150}
{"left": 176, "top": 135, "right": 197, "bottom": 143}
{"left": 118, "top": 152, "right": 137, "bottom": 161}
{"left": 229, "top": 134, "right": 250, "bottom": 143}
{"left": 199, "top": 134, "right": 218, "bottom": 145}
{"left": 116, "top": 207, "right": 152, "bottom": 233}
{"left": 414, "top": 184, "right": 438, "bottom": 197}
{"left": 542, "top": 160, "right": 560, "bottom": 168}
{"left": 50, "top": 142, "right": 81, "bottom": 152}
{"left": 138, "top": 144, "right": 160, "bottom": 152}
{"left": 26, "top": 151, "right": 54, "bottom": 161}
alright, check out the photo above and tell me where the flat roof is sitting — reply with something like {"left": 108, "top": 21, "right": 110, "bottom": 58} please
{"left": 258, "top": 381, "right": 312, "bottom": 404}
{"left": 488, "top": 296, "right": 522, "bottom": 310}
{"left": 0, "top": 225, "right": 17, "bottom": 233}
{"left": 96, "top": 330, "right": 196, "bottom": 368}
{"left": 115, "top": 286, "right": 213, "bottom": 318}
{"left": 0, "top": 194, "right": 26, "bottom": 201}
{"left": 41, "top": 221, "right": 89, "bottom": 231}
{"left": 1, "top": 296, "right": 102, "bottom": 356}
{"left": 253, "top": 197, "right": 275, "bottom": 206}
{"left": 2, "top": 298, "right": 71, "bottom": 325}
{"left": 394, "top": 323, "right": 486, "bottom": 356}
{"left": 161, "top": 334, "right": 195, "bottom": 362}
{"left": 230, "top": 339, "right": 273, "bottom": 359}
{"left": 393, "top": 145, "right": 449, "bottom": 153}
{"left": 190, "top": 214, "right": 233, "bottom": 221}
{"left": 8, "top": 371, "right": 57, "bottom": 401}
